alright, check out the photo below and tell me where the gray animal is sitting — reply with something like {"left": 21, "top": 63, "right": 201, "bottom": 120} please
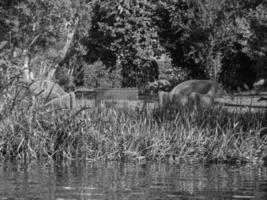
{"left": 158, "top": 79, "right": 219, "bottom": 110}
{"left": 254, "top": 78, "right": 267, "bottom": 91}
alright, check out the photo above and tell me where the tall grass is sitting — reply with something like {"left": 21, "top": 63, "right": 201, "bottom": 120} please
{"left": 1, "top": 82, "right": 267, "bottom": 165}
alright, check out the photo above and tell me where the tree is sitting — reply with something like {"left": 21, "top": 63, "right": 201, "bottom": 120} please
{"left": 0, "top": 0, "right": 91, "bottom": 77}
{"left": 153, "top": 0, "right": 266, "bottom": 90}
{"left": 83, "top": 0, "right": 160, "bottom": 88}
{"left": 2, "top": 0, "right": 267, "bottom": 92}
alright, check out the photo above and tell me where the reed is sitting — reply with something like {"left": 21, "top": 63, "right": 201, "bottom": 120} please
{"left": 0, "top": 84, "right": 266, "bottom": 165}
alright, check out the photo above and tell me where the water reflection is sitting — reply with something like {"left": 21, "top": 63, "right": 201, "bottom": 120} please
{"left": 0, "top": 161, "right": 267, "bottom": 200}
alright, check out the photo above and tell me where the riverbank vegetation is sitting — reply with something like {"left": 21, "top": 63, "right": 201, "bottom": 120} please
{"left": 1, "top": 90, "right": 266, "bottom": 165}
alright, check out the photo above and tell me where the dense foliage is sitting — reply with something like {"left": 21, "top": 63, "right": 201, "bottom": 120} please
{"left": 1, "top": 0, "right": 267, "bottom": 90}
{"left": 154, "top": 0, "right": 267, "bottom": 89}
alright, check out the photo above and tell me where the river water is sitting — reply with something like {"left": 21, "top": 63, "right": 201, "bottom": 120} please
{"left": 0, "top": 161, "right": 267, "bottom": 200}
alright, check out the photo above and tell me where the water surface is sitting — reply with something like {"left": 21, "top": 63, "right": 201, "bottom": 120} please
{"left": 0, "top": 161, "right": 267, "bottom": 200}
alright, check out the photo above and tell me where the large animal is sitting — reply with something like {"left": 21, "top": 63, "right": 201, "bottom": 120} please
{"left": 254, "top": 78, "right": 267, "bottom": 91}
{"left": 26, "top": 79, "right": 76, "bottom": 110}
{"left": 158, "top": 79, "right": 218, "bottom": 110}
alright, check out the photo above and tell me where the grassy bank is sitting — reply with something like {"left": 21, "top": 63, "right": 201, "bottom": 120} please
{"left": 1, "top": 91, "right": 267, "bottom": 165}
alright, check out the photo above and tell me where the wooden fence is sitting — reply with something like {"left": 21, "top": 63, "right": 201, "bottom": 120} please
{"left": 215, "top": 92, "right": 267, "bottom": 112}
{"left": 75, "top": 88, "right": 267, "bottom": 111}
{"left": 75, "top": 87, "right": 140, "bottom": 109}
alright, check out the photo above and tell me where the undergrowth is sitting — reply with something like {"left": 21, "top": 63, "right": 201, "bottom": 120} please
{"left": 1, "top": 88, "right": 267, "bottom": 165}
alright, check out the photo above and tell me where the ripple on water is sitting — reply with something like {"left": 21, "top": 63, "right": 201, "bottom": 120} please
{"left": 0, "top": 161, "right": 267, "bottom": 200}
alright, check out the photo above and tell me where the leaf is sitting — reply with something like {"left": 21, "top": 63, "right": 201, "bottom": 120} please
{"left": 0, "top": 41, "right": 8, "bottom": 51}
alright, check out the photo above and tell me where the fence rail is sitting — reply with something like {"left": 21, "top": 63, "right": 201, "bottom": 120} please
{"left": 217, "top": 102, "right": 267, "bottom": 109}
{"left": 232, "top": 91, "right": 267, "bottom": 97}
{"left": 75, "top": 88, "right": 267, "bottom": 110}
